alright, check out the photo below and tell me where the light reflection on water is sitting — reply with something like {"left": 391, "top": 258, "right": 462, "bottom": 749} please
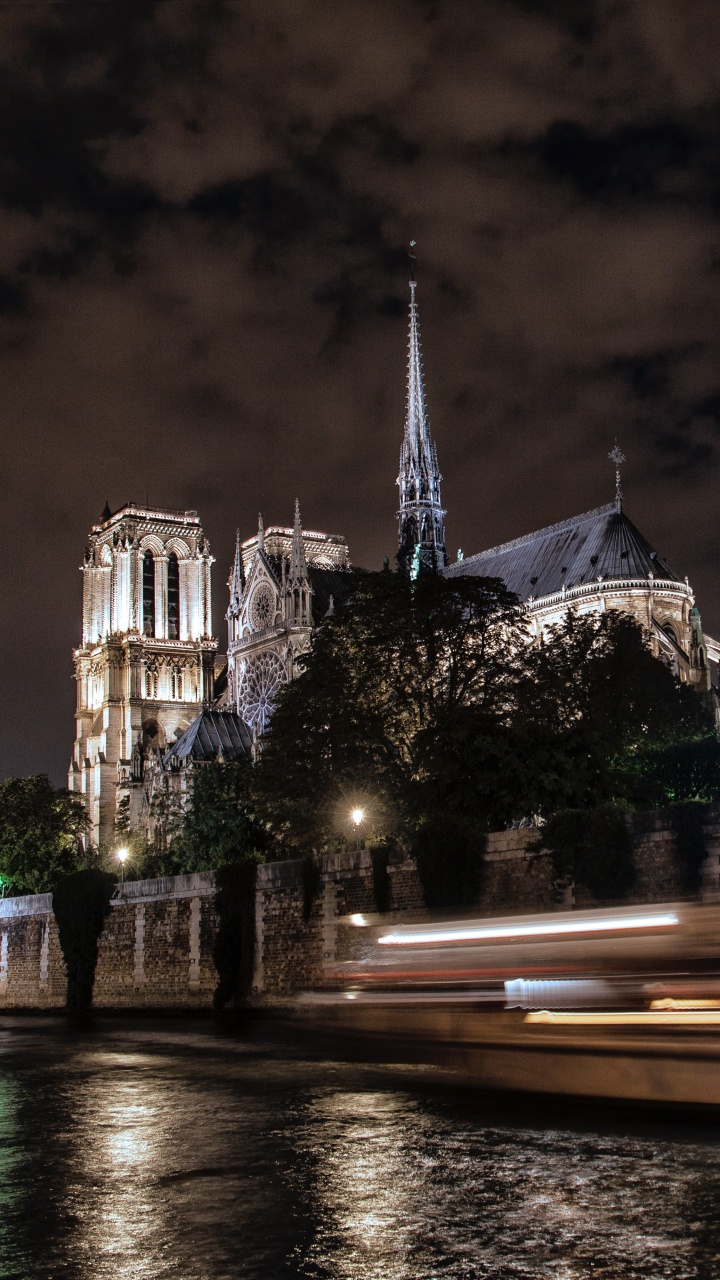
{"left": 0, "top": 1019, "right": 719, "bottom": 1279}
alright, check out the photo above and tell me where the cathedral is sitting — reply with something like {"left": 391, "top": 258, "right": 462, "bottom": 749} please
{"left": 70, "top": 270, "right": 718, "bottom": 850}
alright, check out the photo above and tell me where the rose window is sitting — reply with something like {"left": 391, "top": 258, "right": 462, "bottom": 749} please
{"left": 238, "top": 650, "right": 286, "bottom": 732}
{"left": 250, "top": 584, "right": 275, "bottom": 631}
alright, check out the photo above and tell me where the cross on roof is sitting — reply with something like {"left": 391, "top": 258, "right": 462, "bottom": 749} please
{"left": 609, "top": 443, "right": 626, "bottom": 511}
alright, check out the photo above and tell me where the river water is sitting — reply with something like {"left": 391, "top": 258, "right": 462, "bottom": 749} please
{"left": 1, "top": 1017, "right": 720, "bottom": 1279}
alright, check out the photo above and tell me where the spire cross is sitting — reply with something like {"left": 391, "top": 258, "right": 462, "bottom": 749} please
{"left": 609, "top": 443, "right": 625, "bottom": 511}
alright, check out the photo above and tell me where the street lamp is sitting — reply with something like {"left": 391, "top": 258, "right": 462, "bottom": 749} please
{"left": 351, "top": 808, "right": 365, "bottom": 851}
{"left": 116, "top": 847, "right": 129, "bottom": 883}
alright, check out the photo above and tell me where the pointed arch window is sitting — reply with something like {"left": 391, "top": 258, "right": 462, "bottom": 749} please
{"left": 167, "top": 552, "right": 180, "bottom": 640}
{"left": 143, "top": 551, "right": 155, "bottom": 636}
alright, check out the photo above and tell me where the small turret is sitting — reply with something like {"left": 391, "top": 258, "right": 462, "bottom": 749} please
{"left": 227, "top": 529, "right": 245, "bottom": 621}
{"left": 285, "top": 499, "right": 311, "bottom": 627}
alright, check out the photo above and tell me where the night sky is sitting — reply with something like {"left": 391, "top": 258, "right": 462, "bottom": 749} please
{"left": 1, "top": 0, "right": 720, "bottom": 784}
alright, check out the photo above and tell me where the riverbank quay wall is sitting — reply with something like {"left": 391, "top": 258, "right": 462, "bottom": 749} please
{"left": 1, "top": 809, "right": 719, "bottom": 1009}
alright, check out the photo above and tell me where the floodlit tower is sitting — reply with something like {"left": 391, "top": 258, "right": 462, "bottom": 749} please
{"left": 69, "top": 502, "right": 217, "bottom": 847}
{"left": 396, "top": 256, "right": 446, "bottom": 576}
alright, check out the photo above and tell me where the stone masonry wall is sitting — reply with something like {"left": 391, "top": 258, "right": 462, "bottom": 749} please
{"left": 1, "top": 808, "right": 718, "bottom": 1009}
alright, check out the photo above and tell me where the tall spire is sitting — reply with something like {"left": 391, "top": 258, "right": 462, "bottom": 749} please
{"left": 228, "top": 528, "right": 245, "bottom": 616}
{"left": 290, "top": 497, "right": 308, "bottom": 582}
{"left": 396, "top": 251, "right": 446, "bottom": 576}
{"left": 257, "top": 511, "right": 264, "bottom": 551}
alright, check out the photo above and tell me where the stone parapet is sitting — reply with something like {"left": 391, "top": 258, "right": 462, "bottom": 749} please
{"left": 1, "top": 807, "right": 719, "bottom": 1008}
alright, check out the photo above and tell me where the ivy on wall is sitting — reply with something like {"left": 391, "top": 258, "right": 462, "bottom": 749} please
{"left": 413, "top": 820, "right": 486, "bottom": 911}
{"left": 302, "top": 855, "right": 321, "bottom": 921}
{"left": 212, "top": 861, "right": 258, "bottom": 1011}
{"left": 539, "top": 803, "right": 635, "bottom": 902}
{"left": 667, "top": 801, "right": 710, "bottom": 894}
{"left": 370, "top": 847, "right": 391, "bottom": 914}
{"left": 52, "top": 869, "right": 115, "bottom": 1016}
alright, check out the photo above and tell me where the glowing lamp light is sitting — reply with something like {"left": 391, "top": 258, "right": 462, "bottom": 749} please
{"left": 116, "top": 847, "right": 129, "bottom": 883}
{"left": 350, "top": 807, "right": 365, "bottom": 850}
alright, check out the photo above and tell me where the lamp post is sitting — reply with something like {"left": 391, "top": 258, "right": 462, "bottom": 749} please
{"left": 116, "top": 847, "right": 129, "bottom": 883}
{"left": 351, "top": 808, "right": 365, "bottom": 852}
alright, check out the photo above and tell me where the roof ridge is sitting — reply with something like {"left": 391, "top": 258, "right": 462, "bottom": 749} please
{"left": 458, "top": 504, "right": 616, "bottom": 565}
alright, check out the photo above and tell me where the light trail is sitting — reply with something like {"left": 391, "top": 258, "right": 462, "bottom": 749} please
{"left": 526, "top": 1008, "right": 720, "bottom": 1026}
{"left": 378, "top": 912, "right": 679, "bottom": 947}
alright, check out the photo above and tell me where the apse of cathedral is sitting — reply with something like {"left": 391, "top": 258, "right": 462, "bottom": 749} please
{"left": 70, "top": 269, "right": 718, "bottom": 850}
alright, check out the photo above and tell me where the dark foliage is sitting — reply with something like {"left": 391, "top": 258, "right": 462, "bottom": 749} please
{"left": 179, "top": 760, "right": 271, "bottom": 872}
{"left": 212, "top": 861, "right": 258, "bottom": 1011}
{"left": 516, "top": 611, "right": 709, "bottom": 816}
{"left": 614, "top": 734, "right": 720, "bottom": 809}
{"left": 0, "top": 775, "right": 88, "bottom": 895}
{"left": 52, "top": 870, "right": 115, "bottom": 1014}
{"left": 414, "top": 820, "right": 486, "bottom": 911}
{"left": 667, "top": 801, "right": 710, "bottom": 894}
{"left": 255, "top": 570, "right": 524, "bottom": 850}
{"left": 255, "top": 577, "right": 711, "bottom": 890}
{"left": 539, "top": 804, "right": 635, "bottom": 902}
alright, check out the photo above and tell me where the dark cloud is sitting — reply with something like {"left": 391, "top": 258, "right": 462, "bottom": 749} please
{"left": 538, "top": 115, "right": 720, "bottom": 207}
{"left": 0, "top": 0, "right": 720, "bottom": 782}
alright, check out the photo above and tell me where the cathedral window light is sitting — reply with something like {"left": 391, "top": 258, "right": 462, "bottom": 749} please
{"left": 167, "top": 552, "right": 180, "bottom": 640}
{"left": 143, "top": 550, "right": 155, "bottom": 636}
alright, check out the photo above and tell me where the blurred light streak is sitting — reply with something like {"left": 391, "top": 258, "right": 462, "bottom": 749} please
{"left": 526, "top": 1009, "right": 720, "bottom": 1026}
{"left": 378, "top": 912, "right": 679, "bottom": 946}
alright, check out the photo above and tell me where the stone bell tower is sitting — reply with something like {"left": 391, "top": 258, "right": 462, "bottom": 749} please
{"left": 69, "top": 502, "right": 217, "bottom": 849}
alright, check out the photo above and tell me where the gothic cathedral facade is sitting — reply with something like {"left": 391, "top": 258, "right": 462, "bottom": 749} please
{"left": 71, "top": 270, "right": 717, "bottom": 848}
{"left": 69, "top": 504, "right": 217, "bottom": 846}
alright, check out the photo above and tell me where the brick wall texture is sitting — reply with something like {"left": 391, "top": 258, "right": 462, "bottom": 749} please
{"left": 1, "top": 807, "right": 717, "bottom": 1009}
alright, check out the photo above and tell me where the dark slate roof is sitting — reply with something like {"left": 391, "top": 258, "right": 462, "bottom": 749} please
{"left": 164, "top": 710, "right": 252, "bottom": 766}
{"left": 309, "top": 566, "right": 366, "bottom": 621}
{"left": 444, "top": 504, "right": 680, "bottom": 601}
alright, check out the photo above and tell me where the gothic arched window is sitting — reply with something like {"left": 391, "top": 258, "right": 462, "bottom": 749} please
{"left": 143, "top": 551, "right": 155, "bottom": 636}
{"left": 167, "top": 552, "right": 180, "bottom": 640}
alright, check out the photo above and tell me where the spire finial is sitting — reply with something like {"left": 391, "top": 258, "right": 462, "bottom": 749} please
{"left": 228, "top": 527, "right": 245, "bottom": 615}
{"left": 258, "top": 512, "right": 264, "bottom": 551}
{"left": 290, "top": 497, "right": 307, "bottom": 582}
{"left": 409, "top": 239, "right": 417, "bottom": 284}
{"left": 609, "top": 443, "right": 625, "bottom": 511}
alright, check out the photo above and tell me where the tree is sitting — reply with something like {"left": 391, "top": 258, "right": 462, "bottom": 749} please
{"left": 178, "top": 760, "right": 271, "bottom": 872}
{"left": 255, "top": 571, "right": 525, "bottom": 850}
{"left": 515, "top": 610, "right": 711, "bottom": 815}
{"left": 257, "top": 584, "right": 714, "bottom": 872}
{"left": 0, "top": 775, "right": 88, "bottom": 895}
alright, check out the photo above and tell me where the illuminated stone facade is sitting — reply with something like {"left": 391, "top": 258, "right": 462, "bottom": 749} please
{"left": 69, "top": 504, "right": 217, "bottom": 848}
{"left": 445, "top": 502, "right": 713, "bottom": 691}
{"left": 399, "top": 276, "right": 714, "bottom": 691}
{"left": 226, "top": 502, "right": 355, "bottom": 732}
